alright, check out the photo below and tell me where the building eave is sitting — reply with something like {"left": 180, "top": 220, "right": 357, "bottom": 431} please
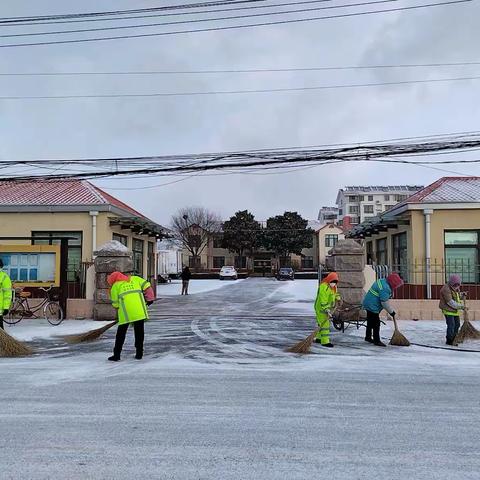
{"left": 0, "top": 204, "right": 114, "bottom": 213}
{"left": 404, "top": 202, "right": 480, "bottom": 211}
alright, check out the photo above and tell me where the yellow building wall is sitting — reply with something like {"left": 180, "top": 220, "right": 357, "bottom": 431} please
{"left": 0, "top": 211, "right": 157, "bottom": 277}
{"left": 0, "top": 212, "right": 94, "bottom": 261}
{"left": 363, "top": 208, "right": 480, "bottom": 285}
{"left": 318, "top": 226, "right": 345, "bottom": 265}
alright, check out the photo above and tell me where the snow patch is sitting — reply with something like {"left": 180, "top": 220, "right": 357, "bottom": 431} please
{"left": 157, "top": 279, "right": 244, "bottom": 296}
{"left": 96, "top": 240, "right": 129, "bottom": 254}
{"left": 5, "top": 319, "right": 113, "bottom": 342}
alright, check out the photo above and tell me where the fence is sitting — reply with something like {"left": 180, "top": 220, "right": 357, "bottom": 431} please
{"left": 373, "top": 261, "right": 480, "bottom": 300}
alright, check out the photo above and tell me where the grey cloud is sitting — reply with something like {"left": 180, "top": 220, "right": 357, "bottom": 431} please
{"left": 1, "top": 0, "right": 479, "bottom": 225}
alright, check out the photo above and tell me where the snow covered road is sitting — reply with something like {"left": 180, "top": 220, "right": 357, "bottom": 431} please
{"left": 2, "top": 278, "right": 480, "bottom": 479}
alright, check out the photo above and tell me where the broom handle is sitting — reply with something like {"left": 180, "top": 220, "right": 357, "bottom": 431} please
{"left": 463, "top": 296, "right": 469, "bottom": 322}
{"left": 391, "top": 314, "right": 399, "bottom": 332}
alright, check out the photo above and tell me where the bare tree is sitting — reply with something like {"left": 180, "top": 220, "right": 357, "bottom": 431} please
{"left": 171, "top": 207, "right": 222, "bottom": 271}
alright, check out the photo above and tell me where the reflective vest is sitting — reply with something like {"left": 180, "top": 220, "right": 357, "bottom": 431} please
{"left": 0, "top": 270, "right": 13, "bottom": 312}
{"left": 362, "top": 279, "right": 392, "bottom": 314}
{"left": 442, "top": 289, "right": 461, "bottom": 317}
{"left": 110, "top": 275, "right": 151, "bottom": 325}
{"left": 314, "top": 282, "right": 339, "bottom": 318}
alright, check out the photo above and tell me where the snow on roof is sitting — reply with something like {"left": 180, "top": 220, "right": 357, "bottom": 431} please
{"left": 403, "top": 176, "right": 480, "bottom": 203}
{"left": 341, "top": 185, "right": 423, "bottom": 193}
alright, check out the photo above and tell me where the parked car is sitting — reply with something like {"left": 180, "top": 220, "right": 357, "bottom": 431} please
{"left": 277, "top": 267, "right": 295, "bottom": 281}
{"left": 219, "top": 266, "right": 238, "bottom": 280}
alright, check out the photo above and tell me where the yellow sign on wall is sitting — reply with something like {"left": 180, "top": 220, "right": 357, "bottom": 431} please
{"left": 0, "top": 245, "right": 61, "bottom": 287}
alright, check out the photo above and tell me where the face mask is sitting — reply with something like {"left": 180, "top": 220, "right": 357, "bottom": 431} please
{"left": 329, "top": 282, "right": 337, "bottom": 288}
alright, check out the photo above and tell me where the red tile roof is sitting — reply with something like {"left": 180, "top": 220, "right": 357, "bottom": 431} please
{"left": 0, "top": 179, "right": 151, "bottom": 220}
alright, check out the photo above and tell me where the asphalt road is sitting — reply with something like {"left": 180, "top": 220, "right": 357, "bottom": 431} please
{"left": 2, "top": 278, "right": 480, "bottom": 480}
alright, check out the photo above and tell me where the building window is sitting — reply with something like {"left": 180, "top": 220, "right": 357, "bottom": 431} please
{"left": 364, "top": 205, "right": 374, "bottom": 214}
{"left": 445, "top": 231, "right": 479, "bottom": 283}
{"left": 213, "top": 256, "right": 225, "bottom": 268}
{"left": 32, "top": 231, "right": 82, "bottom": 282}
{"left": 301, "top": 256, "right": 314, "bottom": 269}
{"left": 366, "top": 241, "right": 374, "bottom": 264}
{"left": 384, "top": 195, "right": 390, "bottom": 201}
{"left": 113, "top": 233, "right": 128, "bottom": 247}
{"left": 132, "top": 239, "right": 144, "bottom": 276}
{"left": 392, "top": 232, "right": 408, "bottom": 281}
{"left": 348, "top": 195, "right": 358, "bottom": 202}
{"left": 213, "top": 235, "right": 223, "bottom": 249}
{"left": 234, "top": 256, "right": 247, "bottom": 269}
{"left": 338, "top": 209, "right": 343, "bottom": 216}
{"left": 376, "top": 238, "right": 388, "bottom": 265}
{"left": 348, "top": 205, "right": 360, "bottom": 214}
{"left": 368, "top": 195, "right": 373, "bottom": 201}
{"left": 394, "top": 194, "right": 407, "bottom": 202}
{"left": 384, "top": 205, "right": 395, "bottom": 211}
{"left": 325, "top": 234, "right": 338, "bottom": 247}
{"left": 349, "top": 216, "right": 360, "bottom": 224}
{"left": 189, "top": 256, "right": 201, "bottom": 269}
{"left": 147, "top": 241, "right": 155, "bottom": 281}
{"left": 358, "top": 195, "right": 364, "bottom": 201}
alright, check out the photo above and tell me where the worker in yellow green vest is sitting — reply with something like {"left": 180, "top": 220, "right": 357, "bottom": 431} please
{"left": 439, "top": 274, "right": 465, "bottom": 345}
{"left": 0, "top": 259, "right": 13, "bottom": 330}
{"left": 314, "top": 272, "right": 341, "bottom": 347}
{"left": 107, "top": 271, "right": 155, "bottom": 361}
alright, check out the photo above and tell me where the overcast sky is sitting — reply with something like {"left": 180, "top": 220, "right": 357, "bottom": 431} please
{"left": 1, "top": 0, "right": 479, "bottom": 226}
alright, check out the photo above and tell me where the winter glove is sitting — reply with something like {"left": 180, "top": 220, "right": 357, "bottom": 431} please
{"left": 3, "top": 309, "right": 8, "bottom": 316}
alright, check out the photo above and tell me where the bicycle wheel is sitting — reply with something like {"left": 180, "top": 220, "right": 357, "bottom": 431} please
{"left": 44, "top": 301, "right": 64, "bottom": 326}
{"left": 4, "top": 300, "right": 25, "bottom": 325}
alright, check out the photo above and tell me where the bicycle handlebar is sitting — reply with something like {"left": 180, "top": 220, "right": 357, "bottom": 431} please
{"left": 39, "top": 285, "right": 55, "bottom": 292}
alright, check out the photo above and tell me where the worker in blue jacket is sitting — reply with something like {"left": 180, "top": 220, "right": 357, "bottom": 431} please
{"left": 362, "top": 273, "right": 404, "bottom": 347}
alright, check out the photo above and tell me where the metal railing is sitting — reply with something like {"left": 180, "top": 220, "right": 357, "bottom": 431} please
{"left": 372, "top": 261, "right": 480, "bottom": 299}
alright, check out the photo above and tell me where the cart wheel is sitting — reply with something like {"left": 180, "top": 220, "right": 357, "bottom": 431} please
{"left": 332, "top": 320, "right": 344, "bottom": 331}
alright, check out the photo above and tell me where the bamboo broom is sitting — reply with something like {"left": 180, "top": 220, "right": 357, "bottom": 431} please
{"left": 0, "top": 328, "right": 33, "bottom": 357}
{"left": 389, "top": 315, "right": 410, "bottom": 347}
{"left": 63, "top": 321, "right": 117, "bottom": 344}
{"left": 286, "top": 328, "right": 319, "bottom": 354}
{"left": 454, "top": 297, "right": 480, "bottom": 344}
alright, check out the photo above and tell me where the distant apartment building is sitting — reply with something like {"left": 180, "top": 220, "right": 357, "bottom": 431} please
{"left": 336, "top": 185, "right": 423, "bottom": 228}
{"left": 317, "top": 206, "right": 339, "bottom": 224}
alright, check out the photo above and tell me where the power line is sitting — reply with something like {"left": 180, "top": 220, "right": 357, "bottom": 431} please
{"left": 0, "top": 0, "right": 268, "bottom": 23}
{"left": 2, "top": 134, "right": 480, "bottom": 182}
{"left": 0, "top": 0, "right": 337, "bottom": 27}
{"left": 0, "top": 0, "right": 471, "bottom": 48}
{"left": 2, "top": 60, "right": 479, "bottom": 77}
{"left": 0, "top": 0, "right": 396, "bottom": 38}
{"left": 1, "top": 75, "right": 479, "bottom": 100}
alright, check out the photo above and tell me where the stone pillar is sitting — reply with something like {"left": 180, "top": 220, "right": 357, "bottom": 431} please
{"left": 93, "top": 242, "right": 133, "bottom": 321}
{"left": 325, "top": 239, "right": 365, "bottom": 305}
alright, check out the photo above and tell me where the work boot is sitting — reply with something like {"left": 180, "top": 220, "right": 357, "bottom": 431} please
{"left": 373, "top": 341, "right": 386, "bottom": 347}
{"left": 322, "top": 343, "right": 334, "bottom": 348}
{"left": 108, "top": 355, "right": 120, "bottom": 362}
{"left": 365, "top": 337, "right": 374, "bottom": 343}
{"left": 135, "top": 352, "right": 143, "bottom": 360}
{"left": 314, "top": 339, "right": 322, "bottom": 344}
{"left": 446, "top": 339, "right": 453, "bottom": 346}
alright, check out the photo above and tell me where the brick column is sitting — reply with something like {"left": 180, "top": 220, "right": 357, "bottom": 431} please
{"left": 326, "top": 239, "right": 365, "bottom": 305}
{"left": 93, "top": 245, "right": 133, "bottom": 321}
